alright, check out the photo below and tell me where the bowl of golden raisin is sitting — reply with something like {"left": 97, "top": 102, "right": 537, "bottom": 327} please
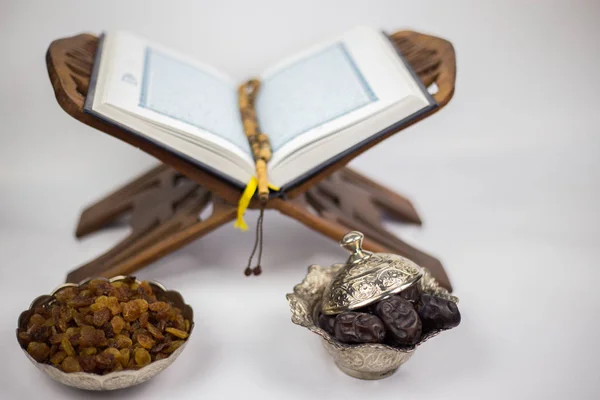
{"left": 16, "top": 276, "right": 194, "bottom": 390}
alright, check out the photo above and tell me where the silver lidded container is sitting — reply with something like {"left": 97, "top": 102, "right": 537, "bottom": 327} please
{"left": 321, "top": 231, "right": 424, "bottom": 315}
{"left": 287, "top": 231, "right": 458, "bottom": 380}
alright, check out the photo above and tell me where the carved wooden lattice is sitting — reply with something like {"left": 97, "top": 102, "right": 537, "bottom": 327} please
{"left": 69, "top": 166, "right": 237, "bottom": 283}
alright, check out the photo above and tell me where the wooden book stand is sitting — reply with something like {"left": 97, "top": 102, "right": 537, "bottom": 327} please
{"left": 46, "top": 30, "right": 457, "bottom": 291}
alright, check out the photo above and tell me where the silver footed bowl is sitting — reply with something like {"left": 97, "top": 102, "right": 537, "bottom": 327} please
{"left": 286, "top": 264, "right": 457, "bottom": 380}
{"left": 16, "top": 276, "right": 194, "bottom": 391}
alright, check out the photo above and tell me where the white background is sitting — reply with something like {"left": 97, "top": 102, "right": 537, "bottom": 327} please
{"left": 1, "top": 1, "right": 599, "bottom": 399}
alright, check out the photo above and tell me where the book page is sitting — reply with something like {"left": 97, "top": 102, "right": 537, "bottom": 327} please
{"left": 257, "top": 26, "right": 421, "bottom": 166}
{"left": 139, "top": 48, "right": 249, "bottom": 154}
{"left": 99, "top": 31, "right": 253, "bottom": 163}
{"left": 256, "top": 43, "right": 377, "bottom": 153}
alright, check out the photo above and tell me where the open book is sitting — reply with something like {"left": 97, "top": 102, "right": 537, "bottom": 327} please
{"left": 85, "top": 26, "right": 436, "bottom": 193}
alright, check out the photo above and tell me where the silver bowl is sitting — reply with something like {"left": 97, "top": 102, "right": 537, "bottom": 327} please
{"left": 17, "top": 276, "right": 194, "bottom": 390}
{"left": 286, "top": 264, "right": 457, "bottom": 380}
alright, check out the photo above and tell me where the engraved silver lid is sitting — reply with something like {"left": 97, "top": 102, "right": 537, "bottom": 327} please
{"left": 321, "top": 231, "right": 424, "bottom": 315}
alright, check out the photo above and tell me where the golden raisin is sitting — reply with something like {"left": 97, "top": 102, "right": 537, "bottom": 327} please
{"left": 137, "top": 333, "right": 155, "bottom": 350}
{"left": 54, "top": 287, "right": 76, "bottom": 303}
{"left": 120, "top": 348, "right": 130, "bottom": 367}
{"left": 49, "top": 343, "right": 59, "bottom": 358}
{"left": 49, "top": 333, "right": 63, "bottom": 345}
{"left": 18, "top": 331, "right": 31, "bottom": 347}
{"left": 79, "top": 355, "right": 97, "bottom": 373}
{"left": 89, "top": 303, "right": 105, "bottom": 312}
{"left": 163, "top": 340, "right": 184, "bottom": 354}
{"left": 147, "top": 323, "right": 165, "bottom": 340}
{"left": 50, "top": 305, "right": 61, "bottom": 323}
{"left": 95, "top": 329, "right": 108, "bottom": 347}
{"left": 78, "top": 306, "right": 91, "bottom": 315}
{"left": 80, "top": 347, "right": 97, "bottom": 356}
{"left": 121, "top": 301, "right": 141, "bottom": 322}
{"left": 156, "top": 320, "right": 167, "bottom": 332}
{"left": 139, "top": 312, "right": 149, "bottom": 328}
{"left": 134, "top": 348, "right": 151, "bottom": 367}
{"left": 115, "top": 334, "right": 133, "bottom": 349}
{"left": 95, "top": 352, "right": 116, "bottom": 370}
{"left": 27, "top": 325, "right": 51, "bottom": 342}
{"left": 61, "top": 356, "right": 82, "bottom": 373}
{"left": 61, "top": 336, "right": 76, "bottom": 357}
{"left": 68, "top": 295, "right": 94, "bottom": 308}
{"left": 151, "top": 341, "right": 170, "bottom": 353}
{"left": 49, "top": 351, "right": 67, "bottom": 365}
{"left": 140, "top": 281, "right": 153, "bottom": 296}
{"left": 130, "top": 320, "right": 141, "bottom": 331}
{"left": 65, "top": 306, "right": 76, "bottom": 321}
{"left": 57, "top": 318, "right": 68, "bottom": 333}
{"left": 172, "top": 314, "right": 186, "bottom": 330}
{"left": 112, "top": 286, "right": 131, "bottom": 302}
{"left": 88, "top": 279, "right": 112, "bottom": 295}
{"left": 111, "top": 315, "right": 125, "bottom": 335}
{"left": 133, "top": 299, "right": 149, "bottom": 313}
{"left": 27, "top": 314, "right": 46, "bottom": 329}
{"left": 65, "top": 327, "right": 80, "bottom": 337}
{"left": 72, "top": 312, "right": 87, "bottom": 327}
{"left": 106, "top": 297, "right": 121, "bottom": 315}
{"left": 184, "top": 319, "right": 191, "bottom": 332}
{"left": 79, "top": 326, "right": 96, "bottom": 347}
{"left": 165, "top": 327, "right": 189, "bottom": 339}
{"left": 103, "top": 347, "right": 122, "bottom": 363}
{"left": 148, "top": 301, "right": 170, "bottom": 318}
{"left": 92, "top": 307, "right": 111, "bottom": 327}
{"left": 27, "top": 342, "right": 50, "bottom": 362}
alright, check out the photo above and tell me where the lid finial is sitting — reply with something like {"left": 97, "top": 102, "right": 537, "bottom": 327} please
{"left": 340, "top": 231, "right": 373, "bottom": 264}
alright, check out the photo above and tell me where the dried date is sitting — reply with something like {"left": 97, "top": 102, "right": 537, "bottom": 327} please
{"left": 318, "top": 313, "right": 336, "bottom": 335}
{"left": 333, "top": 312, "right": 385, "bottom": 344}
{"left": 374, "top": 296, "right": 421, "bottom": 346}
{"left": 417, "top": 294, "right": 461, "bottom": 331}
{"left": 398, "top": 285, "right": 421, "bottom": 304}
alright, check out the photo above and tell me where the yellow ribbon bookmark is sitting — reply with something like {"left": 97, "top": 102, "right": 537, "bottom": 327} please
{"left": 234, "top": 177, "right": 279, "bottom": 231}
